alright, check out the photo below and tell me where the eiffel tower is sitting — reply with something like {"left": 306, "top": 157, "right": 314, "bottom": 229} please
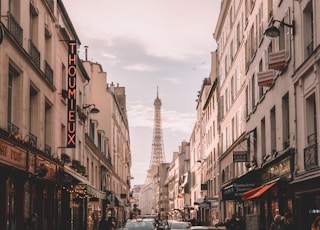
{"left": 145, "top": 87, "right": 166, "bottom": 182}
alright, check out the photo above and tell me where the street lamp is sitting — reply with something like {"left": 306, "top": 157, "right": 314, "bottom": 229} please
{"left": 264, "top": 19, "right": 295, "bottom": 38}
{"left": 82, "top": 104, "right": 100, "bottom": 114}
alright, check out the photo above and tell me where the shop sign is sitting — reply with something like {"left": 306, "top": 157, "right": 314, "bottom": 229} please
{"left": 261, "top": 157, "right": 291, "bottom": 181}
{"left": 0, "top": 140, "right": 26, "bottom": 170}
{"left": 67, "top": 40, "right": 77, "bottom": 148}
{"left": 233, "top": 151, "right": 248, "bottom": 162}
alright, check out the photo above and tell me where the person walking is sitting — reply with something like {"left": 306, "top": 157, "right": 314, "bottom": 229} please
{"left": 270, "top": 214, "right": 285, "bottom": 230}
{"left": 284, "top": 212, "right": 294, "bottom": 230}
{"left": 25, "top": 212, "right": 39, "bottom": 230}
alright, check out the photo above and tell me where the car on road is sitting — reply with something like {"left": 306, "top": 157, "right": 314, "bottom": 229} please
{"left": 122, "top": 218, "right": 155, "bottom": 230}
{"left": 190, "top": 226, "right": 215, "bottom": 230}
{"left": 167, "top": 220, "right": 191, "bottom": 229}
{"left": 190, "top": 226, "right": 227, "bottom": 230}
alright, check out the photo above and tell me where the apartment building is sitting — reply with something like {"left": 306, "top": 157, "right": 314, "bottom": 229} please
{"left": 0, "top": 0, "right": 132, "bottom": 229}
{"left": 289, "top": 0, "right": 320, "bottom": 229}
{"left": 213, "top": 0, "right": 319, "bottom": 229}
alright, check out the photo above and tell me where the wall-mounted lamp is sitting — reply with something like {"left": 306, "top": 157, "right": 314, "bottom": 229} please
{"left": 83, "top": 104, "right": 100, "bottom": 114}
{"left": 264, "top": 19, "right": 295, "bottom": 38}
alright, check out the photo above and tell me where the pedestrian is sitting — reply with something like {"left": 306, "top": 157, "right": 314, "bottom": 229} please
{"left": 106, "top": 216, "right": 117, "bottom": 230}
{"left": 25, "top": 212, "right": 39, "bottom": 230}
{"left": 270, "top": 214, "right": 285, "bottom": 230}
{"left": 311, "top": 215, "right": 320, "bottom": 230}
{"left": 284, "top": 212, "right": 294, "bottom": 230}
{"left": 99, "top": 218, "right": 108, "bottom": 230}
{"left": 190, "top": 217, "right": 197, "bottom": 226}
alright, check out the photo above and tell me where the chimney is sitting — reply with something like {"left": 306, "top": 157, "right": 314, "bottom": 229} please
{"left": 84, "top": 45, "right": 88, "bottom": 61}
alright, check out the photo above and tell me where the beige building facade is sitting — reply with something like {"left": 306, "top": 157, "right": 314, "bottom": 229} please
{"left": 0, "top": 0, "right": 132, "bottom": 229}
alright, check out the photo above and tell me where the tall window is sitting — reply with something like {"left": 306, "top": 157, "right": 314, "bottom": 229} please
{"left": 29, "top": 85, "right": 39, "bottom": 135}
{"left": 9, "top": 0, "right": 20, "bottom": 20}
{"left": 8, "top": 66, "right": 20, "bottom": 127}
{"left": 303, "top": 1, "right": 314, "bottom": 58}
{"left": 261, "top": 117, "right": 266, "bottom": 158}
{"left": 98, "top": 131, "right": 102, "bottom": 152}
{"left": 61, "top": 124, "right": 66, "bottom": 148}
{"left": 270, "top": 106, "right": 277, "bottom": 153}
{"left": 45, "top": 101, "right": 52, "bottom": 154}
{"left": 251, "top": 74, "right": 256, "bottom": 109}
{"left": 282, "top": 93, "right": 290, "bottom": 148}
{"left": 306, "top": 93, "right": 317, "bottom": 145}
{"left": 89, "top": 119, "right": 95, "bottom": 141}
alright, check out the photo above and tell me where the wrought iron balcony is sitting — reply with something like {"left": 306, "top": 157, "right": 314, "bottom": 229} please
{"left": 7, "top": 122, "right": 19, "bottom": 136}
{"left": 304, "top": 143, "right": 318, "bottom": 170}
{"left": 307, "top": 40, "right": 314, "bottom": 58}
{"left": 25, "top": 132, "right": 38, "bottom": 147}
{"left": 44, "top": 60, "right": 53, "bottom": 84}
{"left": 45, "top": 0, "right": 54, "bottom": 12}
{"left": 44, "top": 144, "right": 51, "bottom": 155}
{"left": 29, "top": 40, "right": 40, "bottom": 67}
{"left": 8, "top": 12, "right": 23, "bottom": 46}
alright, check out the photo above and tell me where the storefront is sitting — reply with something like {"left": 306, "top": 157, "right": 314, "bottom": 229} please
{"left": 60, "top": 167, "right": 106, "bottom": 230}
{"left": 291, "top": 173, "right": 320, "bottom": 229}
{"left": 104, "top": 190, "right": 125, "bottom": 228}
{"left": 0, "top": 136, "right": 59, "bottom": 230}
{"left": 221, "top": 168, "right": 258, "bottom": 222}
{"left": 241, "top": 148, "right": 295, "bottom": 230}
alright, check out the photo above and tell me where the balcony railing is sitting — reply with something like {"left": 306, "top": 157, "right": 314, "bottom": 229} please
{"left": 307, "top": 40, "right": 314, "bottom": 57}
{"left": 8, "top": 12, "right": 23, "bottom": 46}
{"left": 45, "top": 0, "right": 54, "bottom": 12}
{"left": 26, "top": 132, "right": 38, "bottom": 147}
{"left": 308, "top": 132, "right": 317, "bottom": 145}
{"left": 29, "top": 40, "right": 40, "bottom": 67}
{"left": 44, "top": 60, "right": 53, "bottom": 84}
{"left": 45, "top": 144, "right": 51, "bottom": 155}
{"left": 304, "top": 143, "right": 318, "bottom": 170}
{"left": 7, "top": 122, "right": 19, "bottom": 136}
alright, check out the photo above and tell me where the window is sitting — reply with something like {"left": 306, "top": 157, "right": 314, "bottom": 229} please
{"left": 261, "top": 118, "right": 266, "bottom": 158}
{"left": 89, "top": 119, "right": 95, "bottom": 141}
{"left": 8, "top": 65, "right": 22, "bottom": 129}
{"left": 282, "top": 93, "right": 289, "bottom": 148}
{"left": 29, "top": 85, "right": 39, "bottom": 136}
{"left": 98, "top": 132, "right": 102, "bottom": 151}
{"left": 45, "top": 101, "right": 52, "bottom": 154}
{"left": 303, "top": 1, "right": 314, "bottom": 58}
{"left": 270, "top": 106, "right": 276, "bottom": 152}
{"left": 251, "top": 74, "right": 256, "bottom": 109}
{"left": 306, "top": 93, "right": 317, "bottom": 145}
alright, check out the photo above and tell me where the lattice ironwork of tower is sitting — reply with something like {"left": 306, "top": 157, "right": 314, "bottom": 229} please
{"left": 146, "top": 87, "right": 166, "bottom": 182}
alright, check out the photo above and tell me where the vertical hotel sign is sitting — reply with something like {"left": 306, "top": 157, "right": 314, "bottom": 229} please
{"left": 67, "top": 41, "right": 77, "bottom": 148}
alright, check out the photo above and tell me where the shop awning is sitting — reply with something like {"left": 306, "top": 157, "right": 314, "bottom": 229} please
{"left": 63, "top": 168, "right": 106, "bottom": 199}
{"left": 221, "top": 169, "right": 258, "bottom": 200}
{"left": 242, "top": 181, "right": 277, "bottom": 201}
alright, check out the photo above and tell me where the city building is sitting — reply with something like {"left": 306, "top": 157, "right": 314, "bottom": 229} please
{"left": 0, "top": 0, "right": 132, "bottom": 229}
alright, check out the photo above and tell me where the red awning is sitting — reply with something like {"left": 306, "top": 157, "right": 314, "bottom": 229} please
{"left": 242, "top": 182, "right": 277, "bottom": 201}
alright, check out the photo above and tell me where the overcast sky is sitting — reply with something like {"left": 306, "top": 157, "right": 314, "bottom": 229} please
{"left": 63, "top": 0, "right": 222, "bottom": 185}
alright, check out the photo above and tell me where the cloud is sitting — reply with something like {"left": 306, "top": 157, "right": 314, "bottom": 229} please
{"left": 122, "top": 64, "right": 158, "bottom": 72}
{"left": 127, "top": 101, "right": 195, "bottom": 134}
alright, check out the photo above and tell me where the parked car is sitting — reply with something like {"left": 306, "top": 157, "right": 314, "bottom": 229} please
{"left": 122, "top": 218, "right": 156, "bottom": 230}
{"left": 167, "top": 220, "right": 191, "bottom": 229}
{"left": 190, "top": 226, "right": 218, "bottom": 230}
